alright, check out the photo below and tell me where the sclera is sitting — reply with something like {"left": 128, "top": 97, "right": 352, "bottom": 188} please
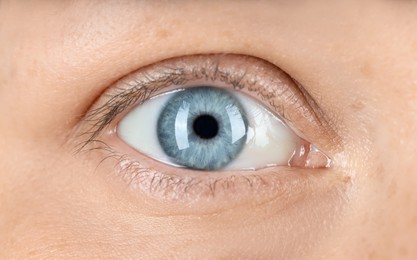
{"left": 226, "top": 93, "right": 296, "bottom": 170}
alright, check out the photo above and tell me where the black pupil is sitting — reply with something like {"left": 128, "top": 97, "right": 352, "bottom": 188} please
{"left": 193, "top": 115, "right": 219, "bottom": 139}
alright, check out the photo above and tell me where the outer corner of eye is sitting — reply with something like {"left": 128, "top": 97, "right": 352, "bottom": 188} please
{"left": 116, "top": 86, "right": 330, "bottom": 171}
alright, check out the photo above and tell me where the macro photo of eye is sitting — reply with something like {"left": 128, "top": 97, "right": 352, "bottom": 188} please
{"left": 2, "top": 1, "right": 417, "bottom": 259}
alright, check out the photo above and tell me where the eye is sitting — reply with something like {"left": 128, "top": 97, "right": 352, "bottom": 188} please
{"left": 81, "top": 54, "right": 339, "bottom": 204}
{"left": 92, "top": 54, "right": 334, "bottom": 172}
{"left": 118, "top": 86, "right": 304, "bottom": 171}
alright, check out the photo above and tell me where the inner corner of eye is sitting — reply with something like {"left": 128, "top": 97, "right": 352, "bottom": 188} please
{"left": 116, "top": 86, "right": 326, "bottom": 171}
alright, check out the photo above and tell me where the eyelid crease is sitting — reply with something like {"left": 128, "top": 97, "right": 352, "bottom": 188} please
{"left": 77, "top": 54, "right": 339, "bottom": 155}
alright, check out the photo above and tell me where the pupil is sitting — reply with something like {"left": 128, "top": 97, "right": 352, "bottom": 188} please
{"left": 193, "top": 114, "right": 219, "bottom": 139}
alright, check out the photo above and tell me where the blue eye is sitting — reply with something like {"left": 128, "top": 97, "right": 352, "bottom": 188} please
{"left": 157, "top": 87, "right": 248, "bottom": 170}
{"left": 118, "top": 86, "right": 301, "bottom": 171}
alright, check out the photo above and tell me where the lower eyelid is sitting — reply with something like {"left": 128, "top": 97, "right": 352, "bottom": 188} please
{"left": 91, "top": 138, "right": 348, "bottom": 216}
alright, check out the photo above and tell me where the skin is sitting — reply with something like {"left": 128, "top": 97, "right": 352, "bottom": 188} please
{"left": 1, "top": 0, "right": 417, "bottom": 259}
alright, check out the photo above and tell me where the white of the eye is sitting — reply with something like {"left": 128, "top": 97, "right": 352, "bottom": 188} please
{"left": 117, "top": 89, "right": 297, "bottom": 170}
{"left": 118, "top": 93, "right": 182, "bottom": 167}
{"left": 225, "top": 94, "right": 296, "bottom": 170}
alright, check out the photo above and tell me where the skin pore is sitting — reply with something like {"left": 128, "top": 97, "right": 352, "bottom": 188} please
{"left": 1, "top": 0, "right": 417, "bottom": 259}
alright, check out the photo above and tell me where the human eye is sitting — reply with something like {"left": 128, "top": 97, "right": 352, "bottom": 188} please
{"left": 77, "top": 54, "right": 343, "bottom": 210}
{"left": 118, "top": 84, "right": 329, "bottom": 171}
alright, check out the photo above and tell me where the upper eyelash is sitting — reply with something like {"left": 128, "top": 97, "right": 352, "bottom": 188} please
{"left": 78, "top": 62, "right": 240, "bottom": 149}
{"left": 75, "top": 53, "right": 340, "bottom": 165}
{"left": 77, "top": 55, "right": 297, "bottom": 151}
{"left": 78, "top": 68, "right": 189, "bottom": 150}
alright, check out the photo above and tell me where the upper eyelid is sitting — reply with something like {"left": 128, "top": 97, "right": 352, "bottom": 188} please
{"left": 78, "top": 54, "right": 339, "bottom": 153}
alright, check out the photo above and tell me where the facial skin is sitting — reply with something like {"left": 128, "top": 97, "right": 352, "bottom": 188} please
{"left": 1, "top": 0, "right": 417, "bottom": 259}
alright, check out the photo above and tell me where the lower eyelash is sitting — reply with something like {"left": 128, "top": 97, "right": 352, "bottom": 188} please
{"left": 78, "top": 136, "right": 350, "bottom": 216}
{"left": 89, "top": 141, "right": 316, "bottom": 202}
{"left": 85, "top": 141, "right": 278, "bottom": 202}
{"left": 115, "top": 154, "right": 268, "bottom": 201}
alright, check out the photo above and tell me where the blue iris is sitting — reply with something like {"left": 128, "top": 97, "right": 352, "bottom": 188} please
{"left": 157, "top": 87, "right": 248, "bottom": 170}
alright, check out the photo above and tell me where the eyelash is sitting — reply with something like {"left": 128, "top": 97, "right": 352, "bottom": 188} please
{"left": 75, "top": 54, "right": 336, "bottom": 200}
{"left": 82, "top": 56, "right": 319, "bottom": 144}
{"left": 115, "top": 156, "right": 325, "bottom": 202}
